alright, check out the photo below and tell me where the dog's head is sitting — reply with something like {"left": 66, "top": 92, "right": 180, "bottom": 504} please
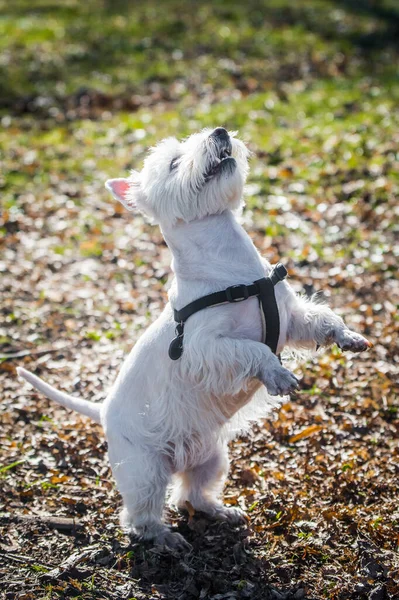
{"left": 106, "top": 128, "right": 249, "bottom": 227}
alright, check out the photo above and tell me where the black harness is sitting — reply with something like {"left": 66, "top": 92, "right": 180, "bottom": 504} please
{"left": 168, "top": 263, "right": 288, "bottom": 360}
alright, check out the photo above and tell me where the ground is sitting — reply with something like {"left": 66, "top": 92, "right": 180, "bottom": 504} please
{"left": 0, "top": 1, "right": 398, "bottom": 599}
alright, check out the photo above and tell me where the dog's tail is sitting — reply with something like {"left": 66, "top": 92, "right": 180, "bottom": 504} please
{"left": 17, "top": 367, "right": 102, "bottom": 424}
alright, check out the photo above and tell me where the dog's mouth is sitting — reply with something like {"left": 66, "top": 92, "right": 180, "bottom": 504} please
{"left": 204, "top": 141, "right": 235, "bottom": 181}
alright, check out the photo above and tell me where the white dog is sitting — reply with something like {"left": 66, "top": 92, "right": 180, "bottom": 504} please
{"left": 18, "top": 127, "right": 371, "bottom": 550}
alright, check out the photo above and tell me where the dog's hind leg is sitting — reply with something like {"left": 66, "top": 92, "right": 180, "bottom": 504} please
{"left": 107, "top": 432, "right": 191, "bottom": 550}
{"left": 171, "top": 442, "right": 247, "bottom": 525}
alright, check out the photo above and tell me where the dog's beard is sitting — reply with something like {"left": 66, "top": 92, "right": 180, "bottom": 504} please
{"left": 196, "top": 161, "right": 244, "bottom": 216}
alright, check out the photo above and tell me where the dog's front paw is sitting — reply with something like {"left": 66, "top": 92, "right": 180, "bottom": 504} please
{"left": 260, "top": 364, "right": 299, "bottom": 396}
{"left": 335, "top": 329, "right": 372, "bottom": 353}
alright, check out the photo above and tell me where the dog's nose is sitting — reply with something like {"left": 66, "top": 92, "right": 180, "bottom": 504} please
{"left": 212, "top": 127, "right": 228, "bottom": 138}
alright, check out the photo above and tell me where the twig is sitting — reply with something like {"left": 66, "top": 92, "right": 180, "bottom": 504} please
{"left": 0, "top": 344, "right": 76, "bottom": 361}
{"left": 7, "top": 513, "right": 83, "bottom": 531}
{"left": 0, "top": 551, "right": 55, "bottom": 569}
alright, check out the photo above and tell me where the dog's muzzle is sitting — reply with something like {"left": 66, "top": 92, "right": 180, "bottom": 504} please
{"left": 204, "top": 127, "right": 235, "bottom": 181}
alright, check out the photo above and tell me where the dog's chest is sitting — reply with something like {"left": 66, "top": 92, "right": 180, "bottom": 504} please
{"left": 223, "top": 297, "right": 264, "bottom": 342}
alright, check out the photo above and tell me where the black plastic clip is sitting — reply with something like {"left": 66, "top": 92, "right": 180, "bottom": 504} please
{"left": 270, "top": 263, "right": 288, "bottom": 286}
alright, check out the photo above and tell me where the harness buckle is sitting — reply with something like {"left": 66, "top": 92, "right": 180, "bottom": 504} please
{"left": 226, "top": 284, "right": 249, "bottom": 303}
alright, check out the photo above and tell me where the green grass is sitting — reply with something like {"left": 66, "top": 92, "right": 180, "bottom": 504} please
{"left": 0, "top": 0, "right": 398, "bottom": 103}
{"left": 1, "top": 73, "right": 397, "bottom": 273}
{"left": 0, "top": 459, "right": 25, "bottom": 474}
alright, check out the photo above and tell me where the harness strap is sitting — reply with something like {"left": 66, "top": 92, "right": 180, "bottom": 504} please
{"left": 255, "top": 277, "right": 280, "bottom": 354}
{"left": 169, "top": 263, "right": 287, "bottom": 360}
{"left": 174, "top": 281, "right": 259, "bottom": 323}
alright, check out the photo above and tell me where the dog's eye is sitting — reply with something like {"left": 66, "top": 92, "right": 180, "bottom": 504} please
{"left": 170, "top": 158, "right": 179, "bottom": 172}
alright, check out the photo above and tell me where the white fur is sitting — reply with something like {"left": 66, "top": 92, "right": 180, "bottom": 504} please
{"left": 19, "top": 127, "right": 370, "bottom": 550}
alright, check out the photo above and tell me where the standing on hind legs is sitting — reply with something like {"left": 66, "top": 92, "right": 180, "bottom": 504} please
{"left": 18, "top": 127, "right": 371, "bottom": 550}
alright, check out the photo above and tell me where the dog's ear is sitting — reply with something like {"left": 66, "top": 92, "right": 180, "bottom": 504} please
{"left": 105, "top": 171, "right": 143, "bottom": 212}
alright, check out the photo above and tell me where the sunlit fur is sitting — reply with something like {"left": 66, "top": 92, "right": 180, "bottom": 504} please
{"left": 18, "top": 128, "right": 370, "bottom": 550}
{"left": 124, "top": 129, "right": 249, "bottom": 226}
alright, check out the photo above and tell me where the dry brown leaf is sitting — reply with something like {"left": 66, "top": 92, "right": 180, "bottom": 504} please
{"left": 289, "top": 424, "right": 323, "bottom": 443}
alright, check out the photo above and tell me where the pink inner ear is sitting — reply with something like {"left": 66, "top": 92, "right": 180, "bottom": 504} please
{"left": 108, "top": 178, "right": 130, "bottom": 201}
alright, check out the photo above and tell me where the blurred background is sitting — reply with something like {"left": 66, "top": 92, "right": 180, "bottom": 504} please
{"left": 1, "top": 1, "right": 398, "bottom": 598}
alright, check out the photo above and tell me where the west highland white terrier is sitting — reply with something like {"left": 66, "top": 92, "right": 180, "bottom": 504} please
{"left": 18, "top": 127, "right": 371, "bottom": 550}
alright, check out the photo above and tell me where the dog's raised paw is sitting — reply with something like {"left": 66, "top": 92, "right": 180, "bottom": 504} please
{"left": 335, "top": 329, "right": 372, "bottom": 353}
{"left": 261, "top": 365, "right": 299, "bottom": 396}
